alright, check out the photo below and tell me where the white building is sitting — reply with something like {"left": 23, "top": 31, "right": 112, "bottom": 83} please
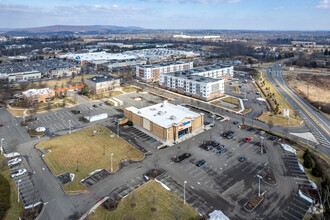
{"left": 160, "top": 71, "right": 225, "bottom": 101}
{"left": 136, "top": 61, "right": 194, "bottom": 82}
{"left": 8, "top": 71, "right": 42, "bottom": 82}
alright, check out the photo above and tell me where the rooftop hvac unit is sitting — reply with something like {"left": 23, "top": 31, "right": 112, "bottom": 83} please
{"left": 170, "top": 115, "right": 176, "bottom": 120}
{"left": 158, "top": 111, "right": 164, "bottom": 115}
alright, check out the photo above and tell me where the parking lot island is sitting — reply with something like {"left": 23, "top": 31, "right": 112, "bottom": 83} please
{"left": 36, "top": 125, "right": 145, "bottom": 193}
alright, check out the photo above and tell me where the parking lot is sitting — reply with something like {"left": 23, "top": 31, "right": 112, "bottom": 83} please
{"left": 154, "top": 117, "right": 313, "bottom": 219}
{"left": 0, "top": 117, "right": 42, "bottom": 209}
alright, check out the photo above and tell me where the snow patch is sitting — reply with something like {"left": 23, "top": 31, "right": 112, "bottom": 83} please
{"left": 25, "top": 201, "right": 42, "bottom": 209}
{"left": 299, "top": 189, "right": 314, "bottom": 203}
{"left": 309, "top": 180, "right": 317, "bottom": 189}
{"left": 155, "top": 179, "right": 171, "bottom": 191}
{"left": 281, "top": 144, "right": 296, "bottom": 154}
{"left": 89, "top": 169, "right": 103, "bottom": 176}
{"left": 298, "top": 162, "right": 304, "bottom": 173}
{"left": 209, "top": 210, "right": 230, "bottom": 220}
{"left": 70, "top": 173, "right": 75, "bottom": 182}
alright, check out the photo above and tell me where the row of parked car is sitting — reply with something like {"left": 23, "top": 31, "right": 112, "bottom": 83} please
{"left": 4, "top": 152, "right": 27, "bottom": 178}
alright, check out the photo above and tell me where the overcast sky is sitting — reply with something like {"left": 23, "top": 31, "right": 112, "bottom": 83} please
{"left": 0, "top": 0, "right": 329, "bottom": 30}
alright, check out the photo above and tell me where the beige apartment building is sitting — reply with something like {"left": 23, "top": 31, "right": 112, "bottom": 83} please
{"left": 85, "top": 75, "right": 120, "bottom": 93}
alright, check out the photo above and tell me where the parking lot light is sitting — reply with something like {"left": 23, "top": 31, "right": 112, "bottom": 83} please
{"left": 184, "top": 181, "right": 187, "bottom": 204}
{"left": 257, "top": 175, "right": 262, "bottom": 196}
{"left": 111, "top": 153, "right": 114, "bottom": 172}
{"left": 17, "top": 179, "right": 22, "bottom": 202}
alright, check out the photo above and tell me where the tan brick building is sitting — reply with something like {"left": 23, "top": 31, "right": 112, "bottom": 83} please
{"left": 85, "top": 75, "right": 120, "bottom": 93}
{"left": 124, "top": 101, "right": 204, "bottom": 141}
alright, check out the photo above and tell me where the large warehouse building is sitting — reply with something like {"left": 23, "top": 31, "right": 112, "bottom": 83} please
{"left": 124, "top": 101, "right": 204, "bottom": 142}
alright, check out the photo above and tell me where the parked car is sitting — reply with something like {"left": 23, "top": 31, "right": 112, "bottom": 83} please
{"left": 247, "top": 127, "right": 255, "bottom": 132}
{"left": 259, "top": 131, "right": 265, "bottom": 135}
{"left": 205, "top": 145, "right": 213, "bottom": 151}
{"left": 8, "top": 158, "right": 22, "bottom": 167}
{"left": 244, "top": 137, "right": 252, "bottom": 143}
{"left": 92, "top": 104, "right": 97, "bottom": 108}
{"left": 0, "top": 124, "right": 3, "bottom": 127}
{"left": 233, "top": 121, "right": 239, "bottom": 125}
{"left": 226, "top": 132, "right": 234, "bottom": 139}
{"left": 196, "top": 160, "right": 206, "bottom": 167}
{"left": 11, "top": 169, "right": 27, "bottom": 178}
{"left": 239, "top": 156, "right": 246, "bottom": 162}
{"left": 99, "top": 103, "right": 105, "bottom": 107}
{"left": 212, "top": 142, "right": 220, "bottom": 147}
{"left": 204, "top": 121, "right": 210, "bottom": 125}
{"left": 270, "top": 136, "right": 277, "bottom": 141}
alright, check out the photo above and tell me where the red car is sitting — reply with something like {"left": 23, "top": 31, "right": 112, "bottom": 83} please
{"left": 0, "top": 124, "right": 3, "bottom": 127}
{"left": 244, "top": 137, "right": 252, "bottom": 143}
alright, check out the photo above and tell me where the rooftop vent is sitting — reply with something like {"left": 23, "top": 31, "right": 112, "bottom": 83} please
{"left": 170, "top": 115, "right": 176, "bottom": 120}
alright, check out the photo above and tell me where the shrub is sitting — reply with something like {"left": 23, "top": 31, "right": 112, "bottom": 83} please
{"left": 303, "top": 149, "right": 310, "bottom": 160}
{"left": 126, "top": 121, "right": 133, "bottom": 126}
{"left": 303, "top": 154, "right": 313, "bottom": 169}
{"left": 312, "top": 163, "right": 323, "bottom": 177}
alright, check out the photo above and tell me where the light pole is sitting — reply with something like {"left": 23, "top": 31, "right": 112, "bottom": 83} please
{"left": 184, "top": 181, "right": 187, "bottom": 204}
{"left": 0, "top": 138, "right": 4, "bottom": 155}
{"left": 17, "top": 179, "right": 22, "bottom": 202}
{"left": 111, "top": 153, "right": 114, "bottom": 172}
{"left": 260, "top": 136, "right": 264, "bottom": 154}
{"left": 257, "top": 175, "right": 262, "bottom": 196}
{"left": 69, "top": 120, "right": 71, "bottom": 134}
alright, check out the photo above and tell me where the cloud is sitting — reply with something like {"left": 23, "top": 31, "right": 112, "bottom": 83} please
{"left": 274, "top": 6, "right": 284, "bottom": 10}
{"left": 141, "top": 0, "right": 242, "bottom": 3}
{"left": 316, "top": 0, "right": 330, "bottom": 9}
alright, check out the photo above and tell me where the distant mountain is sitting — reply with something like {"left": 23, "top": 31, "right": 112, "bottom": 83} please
{"left": 5, "top": 25, "right": 145, "bottom": 35}
{"left": 0, "top": 28, "right": 14, "bottom": 34}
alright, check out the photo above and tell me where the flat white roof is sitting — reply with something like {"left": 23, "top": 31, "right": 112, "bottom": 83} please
{"left": 126, "top": 101, "right": 202, "bottom": 128}
{"left": 22, "top": 88, "right": 53, "bottom": 97}
{"left": 60, "top": 52, "right": 136, "bottom": 61}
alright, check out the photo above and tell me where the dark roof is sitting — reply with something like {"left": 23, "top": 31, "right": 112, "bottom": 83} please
{"left": 87, "top": 75, "right": 117, "bottom": 83}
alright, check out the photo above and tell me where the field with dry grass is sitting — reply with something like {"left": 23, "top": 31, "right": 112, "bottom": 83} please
{"left": 88, "top": 180, "right": 199, "bottom": 220}
{"left": 36, "top": 126, "right": 144, "bottom": 193}
{"left": 284, "top": 71, "right": 330, "bottom": 116}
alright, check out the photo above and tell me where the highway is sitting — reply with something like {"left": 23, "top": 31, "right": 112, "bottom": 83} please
{"left": 265, "top": 64, "right": 330, "bottom": 156}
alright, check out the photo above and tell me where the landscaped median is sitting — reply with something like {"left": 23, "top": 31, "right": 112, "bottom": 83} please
{"left": 88, "top": 180, "right": 199, "bottom": 220}
{"left": 210, "top": 96, "right": 241, "bottom": 112}
{"left": 36, "top": 125, "right": 145, "bottom": 194}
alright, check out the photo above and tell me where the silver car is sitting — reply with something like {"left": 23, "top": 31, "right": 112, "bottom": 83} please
{"left": 8, "top": 157, "right": 22, "bottom": 167}
{"left": 11, "top": 169, "right": 27, "bottom": 178}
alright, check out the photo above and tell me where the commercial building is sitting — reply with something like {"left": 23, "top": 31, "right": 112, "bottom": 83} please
{"left": 136, "top": 61, "right": 194, "bottom": 82}
{"left": 59, "top": 52, "right": 136, "bottom": 65}
{"left": 49, "top": 66, "right": 81, "bottom": 78}
{"left": 85, "top": 75, "right": 120, "bottom": 93}
{"left": 160, "top": 71, "right": 224, "bottom": 101}
{"left": 22, "top": 88, "right": 55, "bottom": 103}
{"left": 124, "top": 101, "right": 204, "bottom": 141}
{"left": 291, "top": 41, "right": 316, "bottom": 47}
{"left": 8, "top": 71, "right": 42, "bottom": 82}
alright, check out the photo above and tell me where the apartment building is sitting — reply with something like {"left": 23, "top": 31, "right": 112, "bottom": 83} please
{"left": 85, "top": 75, "right": 120, "bottom": 93}
{"left": 22, "top": 88, "right": 55, "bottom": 103}
{"left": 136, "top": 61, "right": 194, "bottom": 82}
{"left": 190, "top": 64, "right": 234, "bottom": 81}
{"left": 159, "top": 71, "right": 225, "bottom": 101}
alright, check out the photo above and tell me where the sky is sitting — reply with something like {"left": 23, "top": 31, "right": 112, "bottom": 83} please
{"left": 0, "top": 0, "right": 329, "bottom": 30}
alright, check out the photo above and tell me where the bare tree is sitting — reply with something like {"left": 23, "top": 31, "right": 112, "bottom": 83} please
{"left": 241, "top": 117, "right": 245, "bottom": 126}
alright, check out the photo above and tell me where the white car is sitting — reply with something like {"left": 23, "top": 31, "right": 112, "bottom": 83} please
{"left": 8, "top": 158, "right": 22, "bottom": 167}
{"left": 11, "top": 169, "right": 27, "bottom": 178}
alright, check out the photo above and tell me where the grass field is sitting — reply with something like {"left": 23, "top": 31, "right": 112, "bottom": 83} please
{"left": 36, "top": 126, "right": 144, "bottom": 193}
{"left": 221, "top": 96, "right": 240, "bottom": 105}
{"left": 211, "top": 96, "right": 240, "bottom": 111}
{"left": 5, "top": 108, "right": 29, "bottom": 117}
{"left": 88, "top": 180, "right": 199, "bottom": 220}
{"left": 122, "top": 86, "right": 137, "bottom": 93}
{"left": 258, "top": 70, "right": 302, "bottom": 126}
{"left": 84, "top": 90, "right": 124, "bottom": 101}
{"left": 0, "top": 155, "right": 24, "bottom": 220}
